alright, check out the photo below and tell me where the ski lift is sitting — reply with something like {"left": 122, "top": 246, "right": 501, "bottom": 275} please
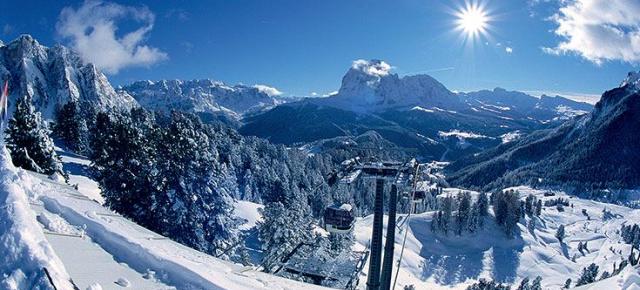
{"left": 412, "top": 190, "right": 426, "bottom": 204}
{"left": 360, "top": 162, "right": 400, "bottom": 179}
{"left": 324, "top": 204, "right": 355, "bottom": 234}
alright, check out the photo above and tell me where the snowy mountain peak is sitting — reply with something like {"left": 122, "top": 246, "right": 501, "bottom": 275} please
{"left": 122, "top": 79, "right": 287, "bottom": 117}
{"left": 0, "top": 35, "right": 137, "bottom": 119}
{"left": 620, "top": 71, "right": 640, "bottom": 90}
{"left": 324, "top": 59, "right": 459, "bottom": 111}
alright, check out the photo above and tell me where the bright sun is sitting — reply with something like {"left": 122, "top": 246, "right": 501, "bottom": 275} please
{"left": 455, "top": 2, "right": 490, "bottom": 39}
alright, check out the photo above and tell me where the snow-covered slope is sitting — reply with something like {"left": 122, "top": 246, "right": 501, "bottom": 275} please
{"left": 0, "top": 35, "right": 137, "bottom": 119}
{"left": 448, "top": 71, "right": 640, "bottom": 190}
{"left": 353, "top": 186, "right": 640, "bottom": 289}
{"left": 0, "top": 146, "right": 75, "bottom": 290}
{"left": 122, "top": 79, "right": 287, "bottom": 119}
{"left": 0, "top": 146, "right": 327, "bottom": 290}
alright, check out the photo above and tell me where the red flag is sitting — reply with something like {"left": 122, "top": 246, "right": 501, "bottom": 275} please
{"left": 1, "top": 80, "right": 8, "bottom": 121}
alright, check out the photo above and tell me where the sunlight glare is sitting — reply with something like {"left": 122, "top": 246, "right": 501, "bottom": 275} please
{"left": 455, "top": 2, "right": 490, "bottom": 40}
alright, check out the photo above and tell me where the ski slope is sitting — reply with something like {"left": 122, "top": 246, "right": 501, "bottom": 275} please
{"left": 352, "top": 186, "right": 640, "bottom": 289}
{"left": 0, "top": 147, "right": 327, "bottom": 290}
{"left": 3, "top": 144, "right": 640, "bottom": 289}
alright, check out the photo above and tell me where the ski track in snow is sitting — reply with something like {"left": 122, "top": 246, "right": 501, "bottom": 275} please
{"left": 4, "top": 146, "right": 640, "bottom": 289}
{"left": 1, "top": 148, "right": 326, "bottom": 290}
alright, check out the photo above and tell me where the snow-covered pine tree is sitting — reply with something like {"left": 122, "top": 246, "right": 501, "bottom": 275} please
{"left": 530, "top": 276, "right": 542, "bottom": 290}
{"left": 493, "top": 190, "right": 521, "bottom": 237}
{"left": 155, "top": 111, "right": 240, "bottom": 255}
{"left": 258, "top": 198, "right": 314, "bottom": 271}
{"left": 5, "top": 96, "right": 64, "bottom": 177}
{"left": 516, "top": 277, "right": 530, "bottom": 290}
{"left": 456, "top": 192, "right": 471, "bottom": 235}
{"left": 525, "top": 194, "right": 535, "bottom": 217}
{"left": 466, "top": 278, "right": 510, "bottom": 290}
{"left": 53, "top": 100, "right": 89, "bottom": 154}
{"left": 476, "top": 192, "right": 489, "bottom": 228}
{"left": 90, "top": 109, "right": 161, "bottom": 232}
{"left": 556, "top": 225, "right": 565, "bottom": 243}
{"left": 575, "top": 263, "right": 599, "bottom": 286}
{"left": 257, "top": 167, "right": 315, "bottom": 272}
{"left": 440, "top": 195, "right": 454, "bottom": 235}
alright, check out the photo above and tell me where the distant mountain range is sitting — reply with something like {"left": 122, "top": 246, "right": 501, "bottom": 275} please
{"left": 447, "top": 72, "right": 640, "bottom": 190}
{"left": 0, "top": 35, "right": 289, "bottom": 124}
{"left": 122, "top": 79, "right": 288, "bottom": 126}
{"left": 0, "top": 36, "right": 602, "bottom": 165}
{"left": 240, "top": 59, "right": 594, "bottom": 160}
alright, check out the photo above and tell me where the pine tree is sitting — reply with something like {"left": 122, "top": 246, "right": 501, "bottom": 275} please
{"left": 258, "top": 200, "right": 313, "bottom": 271}
{"left": 441, "top": 195, "right": 454, "bottom": 235}
{"left": 525, "top": 194, "right": 535, "bottom": 217}
{"left": 53, "top": 100, "right": 89, "bottom": 154}
{"left": 516, "top": 277, "right": 530, "bottom": 290}
{"left": 5, "top": 96, "right": 64, "bottom": 176}
{"left": 556, "top": 225, "right": 565, "bottom": 243}
{"left": 476, "top": 192, "right": 489, "bottom": 228}
{"left": 535, "top": 200, "right": 542, "bottom": 216}
{"left": 530, "top": 276, "right": 542, "bottom": 290}
{"left": 576, "top": 263, "right": 599, "bottom": 286}
{"left": 456, "top": 192, "right": 472, "bottom": 235}
{"left": 155, "top": 111, "right": 240, "bottom": 254}
{"left": 563, "top": 278, "right": 571, "bottom": 289}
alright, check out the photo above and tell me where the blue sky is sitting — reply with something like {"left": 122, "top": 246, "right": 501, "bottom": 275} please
{"left": 2, "top": 0, "right": 639, "bottom": 102}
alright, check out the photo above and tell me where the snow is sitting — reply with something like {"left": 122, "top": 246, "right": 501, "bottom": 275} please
{"left": 351, "top": 185, "right": 640, "bottom": 289}
{"left": 500, "top": 131, "right": 522, "bottom": 143}
{"left": 234, "top": 200, "right": 264, "bottom": 231}
{"left": 0, "top": 146, "right": 75, "bottom": 290}
{"left": 339, "top": 203, "right": 353, "bottom": 211}
{"left": 57, "top": 149, "right": 103, "bottom": 204}
{"left": 411, "top": 106, "right": 435, "bottom": 113}
{"left": 575, "top": 266, "right": 640, "bottom": 290}
{"left": 1, "top": 143, "right": 327, "bottom": 290}
{"left": 620, "top": 71, "right": 640, "bottom": 90}
{"left": 86, "top": 283, "right": 103, "bottom": 290}
{"left": 555, "top": 105, "right": 589, "bottom": 118}
{"left": 438, "top": 130, "right": 488, "bottom": 139}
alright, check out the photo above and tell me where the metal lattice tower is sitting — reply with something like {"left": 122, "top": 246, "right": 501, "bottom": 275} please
{"left": 380, "top": 184, "right": 398, "bottom": 290}
{"left": 366, "top": 178, "right": 385, "bottom": 290}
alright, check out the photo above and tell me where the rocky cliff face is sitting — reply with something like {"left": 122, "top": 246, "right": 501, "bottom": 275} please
{"left": 0, "top": 35, "right": 137, "bottom": 119}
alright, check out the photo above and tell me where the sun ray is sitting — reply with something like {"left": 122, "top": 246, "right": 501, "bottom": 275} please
{"left": 454, "top": 1, "right": 491, "bottom": 43}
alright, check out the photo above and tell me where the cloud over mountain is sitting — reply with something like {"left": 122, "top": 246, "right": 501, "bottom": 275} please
{"left": 56, "top": 0, "right": 167, "bottom": 74}
{"left": 544, "top": 0, "right": 640, "bottom": 65}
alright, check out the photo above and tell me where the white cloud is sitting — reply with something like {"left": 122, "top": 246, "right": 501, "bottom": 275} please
{"left": 505, "top": 47, "right": 513, "bottom": 53}
{"left": 56, "top": 0, "right": 168, "bottom": 74}
{"left": 544, "top": 0, "right": 640, "bottom": 65}
{"left": 351, "top": 59, "right": 392, "bottom": 77}
{"left": 253, "top": 84, "right": 283, "bottom": 96}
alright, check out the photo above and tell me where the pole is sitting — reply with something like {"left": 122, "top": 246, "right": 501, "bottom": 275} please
{"left": 366, "top": 178, "right": 385, "bottom": 290}
{"left": 380, "top": 183, "right": 398, "bottom": 290}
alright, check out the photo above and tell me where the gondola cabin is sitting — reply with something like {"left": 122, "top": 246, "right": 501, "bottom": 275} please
{"left": 412, "top": 190, "right": 426, "bottom": 204}
{"left": 324, "top": 204, "right": 355, "bottom": 234}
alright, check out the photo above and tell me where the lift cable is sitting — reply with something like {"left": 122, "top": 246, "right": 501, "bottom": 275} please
{"left": 392, "top": 163, "right": 422, "bottom": 290}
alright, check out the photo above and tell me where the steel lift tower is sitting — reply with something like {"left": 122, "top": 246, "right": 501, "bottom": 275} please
{"left": 360, "top": 162, "right": 401, "bottom": 290}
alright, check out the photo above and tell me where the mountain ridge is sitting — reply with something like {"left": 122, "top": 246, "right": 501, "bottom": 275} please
{"left": 447, "top": 72, "right": 640, "bottom": 190}
{"left": 0, "top": 35, "right": 137, "bottom": 119}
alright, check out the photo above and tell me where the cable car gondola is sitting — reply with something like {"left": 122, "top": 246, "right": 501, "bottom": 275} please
{"left": 324, "top": 204, "right": 355, "bottom": 234}
{"left": 412, "top": 190, "right": 426, "bottom": 204}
